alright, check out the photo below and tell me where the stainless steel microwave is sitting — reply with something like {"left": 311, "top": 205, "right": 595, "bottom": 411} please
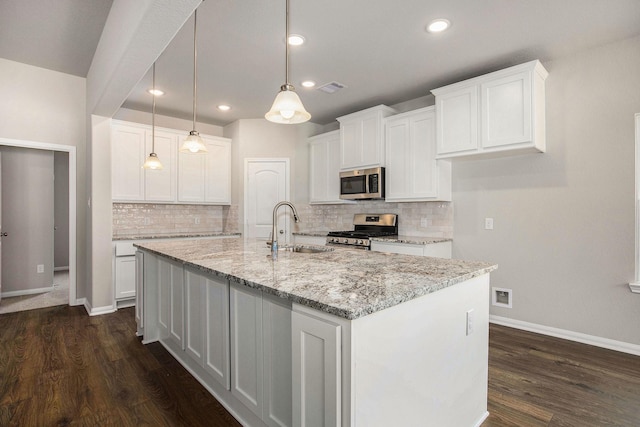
{"left": 339, "top": 167, "right": 385, "bottom": 200}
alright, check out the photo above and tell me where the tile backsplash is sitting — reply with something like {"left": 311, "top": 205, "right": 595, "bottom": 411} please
{"left": 113, "top": 201, "right": 452, "bottom": 238}
{"left": 294, "top": 201, "right": 453, "bottom": 238}
{"left": 112, "top": 203, "right": 239, "bottom": 238}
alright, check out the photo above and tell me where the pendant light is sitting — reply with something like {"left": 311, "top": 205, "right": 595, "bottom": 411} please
{"left": 142, "top": 62, "right": 163, "bottom": 170}
{"left": 180, "top": 9, "right": 208, "bottom": 153}
{"left": 265, "top": 0, "right": 311, "bottom": 124}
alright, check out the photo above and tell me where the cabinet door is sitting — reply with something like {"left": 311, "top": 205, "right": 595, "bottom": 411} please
{"left": 411, "top": 111, "right": 438, "bottom": 198}
{"left": 325, "top": 134, "right": 344, "bottom": 202}
{"left": 170, "top": 262, "right": 185, "bottom": 349}
{"left": 230, "top": 282, "right": 264, "bottom": 419}
{"left": 112, "top": 124, "right": 145, "bottom": 201}
{"left": 309, "top": 139, "right": 329, "bottom": 203}
{"left": 340, "top": 120, "right": 360, "bottom": 170}
{"left": 145, "top": 129, "right": 177, "bottom": 202}
{"left": 481, "top": 70, "right": 532, "bottom": 149}
{"left": 292, "top": 311, "right": 341, "bottom": 427}
{"left": 178, "top": 150, "right": 206, "bottom": 202}
{"left": 436, "top": 85, "right": 479, "bottom": 156}
{"left": 361, "top": 114, "right": 382, "bottom": 168}
{"left": 157, "top": 258, "right": 171, "bottom": 339}
{"left": 135, "top": 251, "right": 144, "bottom": 331}
{"left": 185, "top": 270, "right": 205, "bottom": 364}
{"left": 385, "top": 116, "right": 410, "bottom": 200}
{"left": 204, "top": 137, "right": 231, "bottom": 204}
{"left": 204, "top": 273, "right": 231, "bottom": 390}
{"left": 263, "top": 295, "right": 292, "bottom": 427}
{"left": 115, "top": 256, "right": 136, "bottom": 299}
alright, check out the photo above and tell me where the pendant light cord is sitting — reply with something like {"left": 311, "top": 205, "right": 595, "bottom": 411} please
{"left": 285, "top": 0, "right": 290, "bottom": 87}
{"left": 192, "top": 9, "right": 198, "bottom": 131}
{"left": 152, "top": 62, "right": 156, "bottom": 152}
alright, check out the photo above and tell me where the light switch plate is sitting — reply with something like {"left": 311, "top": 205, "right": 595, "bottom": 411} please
{"left": 485, "top": 218, "right": 494, "bottom": 230}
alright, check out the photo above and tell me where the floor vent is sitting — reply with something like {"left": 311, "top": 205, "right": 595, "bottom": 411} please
{"left": 317, "top": 81, "right": 347, "bottom": 94}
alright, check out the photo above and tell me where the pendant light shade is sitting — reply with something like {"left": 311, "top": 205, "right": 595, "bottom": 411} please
{"left": 180, "top": 9, "right": 208, "bottom": 154}
{"left": 143, "top": 62, "right": 163, "bottom": 170}
{"left": 265, "top": 0, "right": 310, "bottom": 124}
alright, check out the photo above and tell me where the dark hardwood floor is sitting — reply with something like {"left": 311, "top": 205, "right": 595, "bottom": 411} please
{"left": 1, "top": 306, "right": 639, "bottom": 426}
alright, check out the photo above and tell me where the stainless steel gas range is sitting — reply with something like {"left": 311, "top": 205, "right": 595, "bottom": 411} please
{"left": 326, "top": 213, "right": 398, "bottom": 250}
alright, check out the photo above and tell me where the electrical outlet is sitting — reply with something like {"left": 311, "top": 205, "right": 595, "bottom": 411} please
{"left": 144, "top": 217, "right": 150, "bottom": 225}
{"left": 484, "top": 218, "right": 494, "bottom": 230}
{"left": 466, "top": 309, "right": 474, "bottom": 336}
{"left": 195, "top": 217, "right": 200, "bottom": 225}
{"left": 37, "top": 264, "right": 44, "bottom": 274}
{"left": 420, "top": 217, "right": 429, "bottom": 228}
{"left": 492, "top": 287, "right": 513, "bottom": 308}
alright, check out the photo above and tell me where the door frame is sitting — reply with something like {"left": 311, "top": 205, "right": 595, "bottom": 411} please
{"left": 243, "top": 158, "right": 291, "bottom": 240}
{"left": 0, "top": 138, "right": 77, "bottom": 305}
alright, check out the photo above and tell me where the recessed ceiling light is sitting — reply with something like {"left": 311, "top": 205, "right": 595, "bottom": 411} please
{"left": 301, "top": 80, "right": 316, "bottom": 88}
{"left": 426, "top": 19, "right": 450, "bottom": 33}
{"left": 148, "top": 88, "right": 164, "bottom": 96}
{"left": 288, "top": 34, "right": 305, "bottom": 46}
{"left": 217, "top": 104, "right": 231, "bottom": 111}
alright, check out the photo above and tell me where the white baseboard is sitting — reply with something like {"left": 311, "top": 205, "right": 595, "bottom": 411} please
{"left": 629, "top": 282, "right": 640, "bottom": 293}
{"left": 73, "top": 297, "right": 86, "bottom": 308}
{"left": 1, "top": 286, "right": 54, "bottom": 298}
{"left": 490, "top": 315, "right": 640, "bottom": 356}
{"left": 82, "top": 298, "right": 117, "bottom": 316}
{"left": 116, "top": 299, "right": 135, "bottom": 309}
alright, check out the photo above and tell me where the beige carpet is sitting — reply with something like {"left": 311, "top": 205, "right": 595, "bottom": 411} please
{"left": 0, "top": 270, "right": 69, "bottom": 314}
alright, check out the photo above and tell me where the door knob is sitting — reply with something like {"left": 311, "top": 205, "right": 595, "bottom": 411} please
{"left": 1, "top": 232, "right": 7, "bottom": 237}
{"left": 279, "top": 230, "right": 284, "bottom": 234}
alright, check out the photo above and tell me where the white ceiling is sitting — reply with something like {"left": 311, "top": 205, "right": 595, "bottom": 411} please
{"left": 2, "top": 0, "right": 640, "bottom": 126}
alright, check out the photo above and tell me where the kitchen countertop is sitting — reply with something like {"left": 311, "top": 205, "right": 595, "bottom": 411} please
{"left": 135, "top": 237, "right": 496, "bottom": 320}
{"left": 113, "top": 232, "right": 241, "bottom": 241}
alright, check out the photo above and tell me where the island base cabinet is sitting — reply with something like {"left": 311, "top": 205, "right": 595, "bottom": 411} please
{"left": 292, "top": 307, "right": 343, "bottom": 427}
{"left": 230, "top": 282, "right": 293, "bottom": 427}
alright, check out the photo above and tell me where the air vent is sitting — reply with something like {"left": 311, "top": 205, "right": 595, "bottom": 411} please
{"left": 317, "top": 81, "right": 347, "bottom": 94}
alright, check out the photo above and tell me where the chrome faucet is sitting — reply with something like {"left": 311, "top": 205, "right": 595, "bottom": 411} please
{"left": 270, "top": 201, "right": 300, "bottom": 255}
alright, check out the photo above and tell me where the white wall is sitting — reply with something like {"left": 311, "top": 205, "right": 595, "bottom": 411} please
{"left": 0, "top": 58, "right": 86, "bottom": 298}
{"left": 452, "top": 35, "right": 640, "bottom": 345}
{"left": 114, "top": 107, "right": 224, "bottom": 137}
{"left": 1, "top": 147, "right": 54, "bottom": 292}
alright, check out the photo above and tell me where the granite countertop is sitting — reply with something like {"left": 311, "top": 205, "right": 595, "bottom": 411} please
{"left": 370, "top": 235, "right": 453, "bottom": 245}
{"left": 135, "top": 238, "right": 496, "bottom": 320}
{"left": 113, "top": 232, "right": 241, "bottom": 241}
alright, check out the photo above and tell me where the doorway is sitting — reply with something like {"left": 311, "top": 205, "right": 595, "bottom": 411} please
{"left": 244, "top": 158, "right": 291, "bottom": 241}
{"left": 0, "top": 138, "right": 77, "bottom": 311}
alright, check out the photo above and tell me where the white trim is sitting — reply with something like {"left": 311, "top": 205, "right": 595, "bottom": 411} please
{"left": 634, "top": 113, "right": 640, "bottom": 290}
{"left": 54, "top": 266, "right": 69, "bottom": 272}
{"left": 1, "top": 286, "right": 54, "bottom": 298}
{"left": 490, "top": 315, "right": 640, "bottom": 356}
{"left": 0, "top": 138, "right": 78, "bottom": 306}
{"left": 473, "top": 411, "right": 490, "bottom": 427}
{"left": 83, "top": 297, "right": 117, "bottom": 316}
{"left": 629, "top": 282, "right": 640, "bottom": 293}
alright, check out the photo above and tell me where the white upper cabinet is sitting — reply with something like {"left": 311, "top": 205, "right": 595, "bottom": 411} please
{"left": 112, "top": 122, "right": 146, "bottom": 201}
{"left": 432, "top": 60, "right": 548, "bottom": 159}
{"left": 111, "top": 120, "right": 231, "bottom": 205}
{"left": 384, "top": 107, "right": 451, "bottom": 202}
{"left": 178, "top": 136, "right": 231, "bottom": 204}
{"left": 144, "top": 129, "right": 178, "bottom": 202}
{"left": 309, "top": 131, "right": 354, "bottom": 204}
{"left": 337, "top": 105, "right": 397, "bottom": 170}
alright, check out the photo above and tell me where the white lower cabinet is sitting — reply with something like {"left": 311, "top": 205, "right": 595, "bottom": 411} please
{"left": 135, "top": 251, "right": 144, "bottom": 335}
{"left": 230, "top": 282, "right": 293, "bottom": 427}
{"left": 292, "top": 306, "right": 342, "bottom": 427}
{"left": 157, "top": 256, "right": 184, "bottom": 349}
{"left": 292, "top": 235, "right": 327, "bottom": 246}
{"left": 185, "top": 268, "right": 231, "bottom": 389}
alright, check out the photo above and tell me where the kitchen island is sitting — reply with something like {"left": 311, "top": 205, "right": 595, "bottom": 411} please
{"left": 135, "top": 238, "right": 497, "bottom": 427}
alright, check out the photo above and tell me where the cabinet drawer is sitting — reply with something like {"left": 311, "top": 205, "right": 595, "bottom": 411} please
{"left": 115, "top": 242, "right": 137, "bottom": 256}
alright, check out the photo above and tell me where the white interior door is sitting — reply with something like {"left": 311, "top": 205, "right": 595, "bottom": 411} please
{"left": 245, "top": 159, "right": 289, "bottom": 240}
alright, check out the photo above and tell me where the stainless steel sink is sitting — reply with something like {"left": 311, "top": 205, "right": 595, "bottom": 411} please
{"left": 280, "top": 245, "right": 334, "bottom": 254}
